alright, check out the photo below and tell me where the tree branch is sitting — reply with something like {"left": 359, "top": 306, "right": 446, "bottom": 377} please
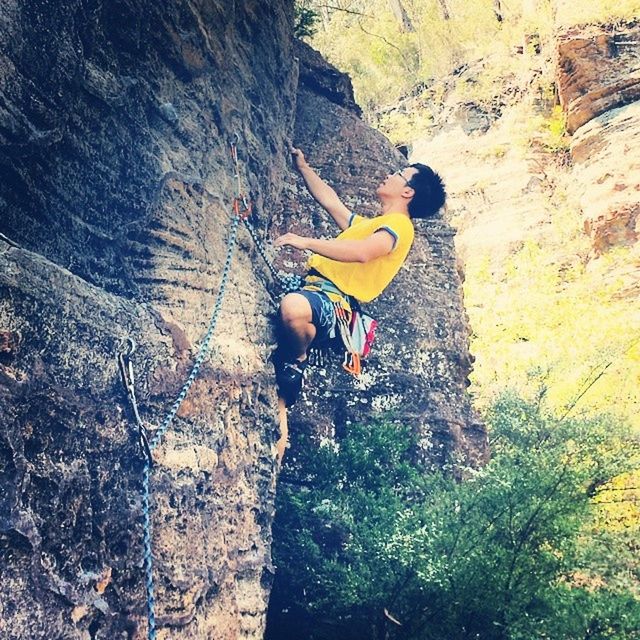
{"left": 316, "top": 4, "right": 373, "bottom": 18}
{"left": 560, "top": 334, "right": 640, "bottom": 421}
{"left": 357, "top": 20, "right": 405, "bottom": 56}
{"left": 502, "top": 462, "right": 571, "bottom": 603}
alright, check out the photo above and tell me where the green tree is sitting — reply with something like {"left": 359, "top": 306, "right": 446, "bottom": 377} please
{"left": 295, "top": 3, "right": 320, "bottom": 39}
{"left": 266, "top": 396, "right": 639, "bottom": 640}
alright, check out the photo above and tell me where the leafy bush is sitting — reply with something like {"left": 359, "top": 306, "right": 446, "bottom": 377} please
{"left": 266, "top": 396, "right": 640, "bottom": 640}
{"left": 294, "top": 3, "right": 320, "bottom": 39}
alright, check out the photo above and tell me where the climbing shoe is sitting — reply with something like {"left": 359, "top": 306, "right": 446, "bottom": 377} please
{"left": 272, "top": 350, "right": 308, "bottom": 407}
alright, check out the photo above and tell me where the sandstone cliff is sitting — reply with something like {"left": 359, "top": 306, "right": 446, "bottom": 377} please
{"left": 411, "top": 19, "right": 640, "bottom": 427}
{"left": 556, "top": 22, "right": 640, "bottom": 255}
{"left": 0, "top": 2, "right": 483, "bottom": 638}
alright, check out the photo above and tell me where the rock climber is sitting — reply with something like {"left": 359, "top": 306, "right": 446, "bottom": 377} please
{"left": 272, "top": 145, "right": 446, "bottom": 460}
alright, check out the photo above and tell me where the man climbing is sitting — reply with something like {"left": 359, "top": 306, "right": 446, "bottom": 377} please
{"left": 272, "top": 146, "right": 446, "bottom": 461}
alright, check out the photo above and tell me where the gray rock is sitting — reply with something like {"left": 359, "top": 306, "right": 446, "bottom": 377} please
{"left": 159, "top": 102, "right": 179, "bottom": 124}
{"left": 0, "top": 1, "right": 483, "bottom": 638}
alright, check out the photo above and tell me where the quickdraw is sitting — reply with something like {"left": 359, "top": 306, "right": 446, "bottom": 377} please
{"left": 231, "top": 134, "right": 252, "bottom": 221}
{"left": 117, "top": 337, "right": 152, "bottom": 465}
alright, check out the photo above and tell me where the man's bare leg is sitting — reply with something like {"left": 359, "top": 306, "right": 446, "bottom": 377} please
{"left": 275, "top": 293, "right": 316, "bottom": 464}
{"left": 279, "top": 293, "right": 316, "bottom": 360}
{"left": 276, "top": 396, "right": 288, "bottom": 464}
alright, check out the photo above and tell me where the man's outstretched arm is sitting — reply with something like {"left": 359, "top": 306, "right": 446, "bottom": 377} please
{"left": 291, "top": 147, "right": 352, "bottom": 231}
{"left": 275, "top": 230, "right": 394, "bottom": 263}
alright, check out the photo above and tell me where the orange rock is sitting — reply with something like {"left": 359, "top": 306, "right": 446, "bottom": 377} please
{"left": 556, "top": 24, "right": 640, "bottom": 134}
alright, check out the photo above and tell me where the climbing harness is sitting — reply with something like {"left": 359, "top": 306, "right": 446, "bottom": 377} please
{"left": 300, "top": 272, "right": 378, "bottom": 377}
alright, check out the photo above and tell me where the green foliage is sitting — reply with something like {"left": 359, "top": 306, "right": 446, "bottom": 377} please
{"left": 294, "top": 3, "right": 320, "bottom": 40}
{"left": 310, "top": 4, "right": 421, "bottom": 113}
{"left": 301, "top": 0, "right": 639, "bottom": 142}
{"left": 514, "top": 103, "right": 570, "bottom": 153}
{"left": 464, "top": 200, "right": 640, "bottom": 431}
{"left": 544, "top": 105, "right": 568, "bottom": 150}
{"left": 303, "top": 0, "right": 542, "bottom": 119}
{"left": 376, "top": 107, "right": 432, "bottom": 145}
{"left": 268, "top": 398, "right": 640, "bottom": 640}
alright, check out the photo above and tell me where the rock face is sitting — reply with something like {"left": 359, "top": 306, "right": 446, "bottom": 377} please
{"left": 0, "top": 5, "right": 483, "bottom": 640}
{"left": 409, "top": 19, "right": 640, "bottom": 432}
{"left": 557, "top": 22, "right": 640, "bottom": 254}
{"left": 1, "top": 2, "right": 295, "bottom": 638}
{"left": 294, "top": 40, "right": 362, "bottom": 117}
{"left": 570, "top": 101, "right": 640, "bottom": 254}
{"left": 556, "top": 23, "right": 640, "bottom": 135}
{"left": 275, "top": 42, "right": 486, "bottom": 471}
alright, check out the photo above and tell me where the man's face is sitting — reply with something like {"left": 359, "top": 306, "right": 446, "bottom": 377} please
{"left": 376, "top": 167, "right": 418, "bottom": 200}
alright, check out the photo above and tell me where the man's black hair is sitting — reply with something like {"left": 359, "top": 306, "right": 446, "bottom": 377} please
{"left": 407, "top": 163, "right": 446, "bottom": 218}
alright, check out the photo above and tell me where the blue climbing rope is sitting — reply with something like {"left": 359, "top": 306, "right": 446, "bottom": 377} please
{"left": 142, "top": 210, "right": 241, "bottom": 640}
{"left": 140, "top": 462, "right": 156, "bottom": 637}
{"left": 148, "top": 211, "right": 241, "bottom": 452}
{"left": 139, "top": 210, "right": 242, "bottom": 639}
{"left": 119, "top": 136, "right": 252, "bottom": 639}
{"left": 119, "top": 135, "right": 302, "bottom": 638}
{"left": 241, "top": 215, "right": 303, "bottom": 294}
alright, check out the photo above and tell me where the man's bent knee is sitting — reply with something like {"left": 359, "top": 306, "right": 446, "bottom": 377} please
{"left": 280, "top": 293, "right": 313, "bottom": 326}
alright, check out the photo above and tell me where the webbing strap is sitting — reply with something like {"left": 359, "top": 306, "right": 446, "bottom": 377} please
{"left": 334, "top": 304, "right": 362, "bottom": 377}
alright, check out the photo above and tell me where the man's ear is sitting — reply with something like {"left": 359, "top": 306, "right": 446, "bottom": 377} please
{"left": 401, "top": 186, "right": 415, "bottom": 200}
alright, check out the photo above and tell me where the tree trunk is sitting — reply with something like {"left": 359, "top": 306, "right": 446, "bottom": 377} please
{"left": 493, "top": 0, "right": 504, "bottom": 22}
{"left": 388, "top": 0, "right": 415, "bottom": 32}
{"left": 437, "top": 0, "right": 451, "bottom": 20}
{"left": 320, "top": 5, "right": 330, "bottom": 30}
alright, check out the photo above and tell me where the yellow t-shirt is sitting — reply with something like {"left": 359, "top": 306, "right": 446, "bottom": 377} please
{"left": 307, "top": 212, "right": 415, "bottom": 302}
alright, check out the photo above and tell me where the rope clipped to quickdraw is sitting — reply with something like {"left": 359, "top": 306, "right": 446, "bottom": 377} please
{"left": 230, "top": 133, "right": 303, "bottom": 296}
{"left": 117, "top": 337, "right": 152, "bottom": 464}
{"left": 118, "top": 135, "right": 251, "bottom": 640}
{"left": 241, "top": 216, "right": 303, "bottom": 295}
